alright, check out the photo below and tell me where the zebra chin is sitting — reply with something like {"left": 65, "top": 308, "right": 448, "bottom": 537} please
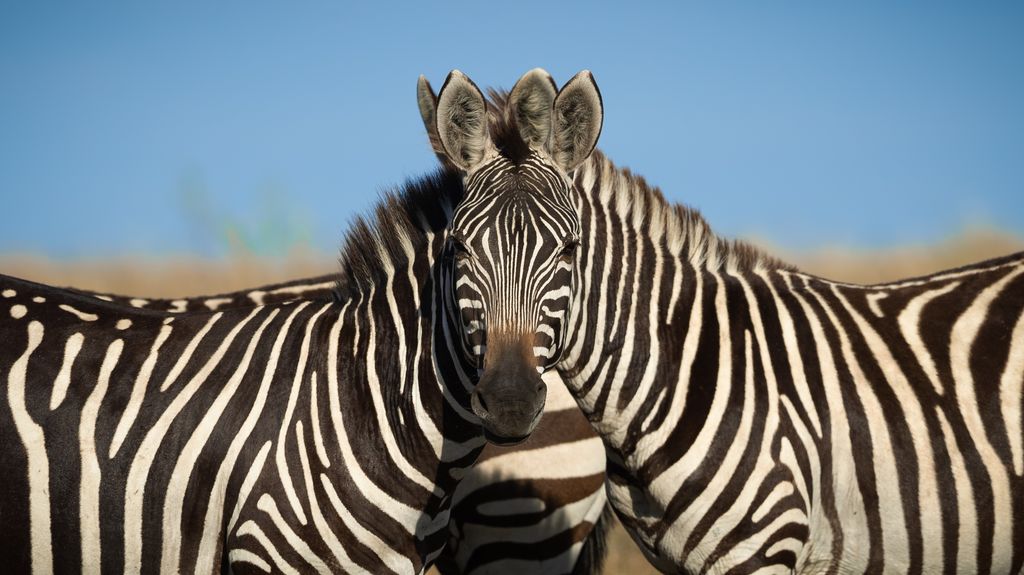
{"left": 473, "top": 391, "right": 546, "bottom": 446}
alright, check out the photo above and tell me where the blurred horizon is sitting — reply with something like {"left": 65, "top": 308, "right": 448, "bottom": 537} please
{"left": 2, "top": 2, "right": 1023, "bottom": 259}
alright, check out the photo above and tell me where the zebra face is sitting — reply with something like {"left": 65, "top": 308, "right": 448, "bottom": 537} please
{"left": 424, "top": 68, "right": 602, "bottom": 444}
{"left": 443, "top": 156, "right": 581, "bottom": 443}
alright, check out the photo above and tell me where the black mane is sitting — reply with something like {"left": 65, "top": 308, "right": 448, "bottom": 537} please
{"left": 335, "top": 168, "right": 463, "bottom": 299}
{"left": 485, "top": 89, "right": 532, "bottom": 164}
{"left": 335, "top": 88, "right": 789, "bottom": 301}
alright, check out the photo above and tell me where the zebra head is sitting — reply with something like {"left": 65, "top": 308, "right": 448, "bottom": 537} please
{"left": 420, "top": 69, "right": 603, "bottom": 444}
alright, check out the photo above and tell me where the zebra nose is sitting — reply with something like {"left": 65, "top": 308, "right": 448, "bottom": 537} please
{"left": 471, "top": 378, "right": 546, "bottom": 446}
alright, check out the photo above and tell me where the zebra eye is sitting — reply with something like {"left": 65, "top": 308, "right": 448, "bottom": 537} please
{"left": 447, "top": 234, "right": 471, "bottom": 261}
{"left": 558, "top": 238, "right": 580, "bottom": 259}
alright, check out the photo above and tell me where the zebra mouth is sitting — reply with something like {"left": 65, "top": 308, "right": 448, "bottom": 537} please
{"left": 483, "top": 428, "right": 530, "bottom": 446}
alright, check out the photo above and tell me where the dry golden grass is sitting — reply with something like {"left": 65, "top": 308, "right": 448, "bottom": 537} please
{"left": 2, "top": 228, "right": 1021, "bottom": 573}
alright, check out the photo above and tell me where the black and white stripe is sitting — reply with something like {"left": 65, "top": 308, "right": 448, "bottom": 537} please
{"left": 438, "top": 69, "right": 1024, "bottom": 573}
{"left": 556, "top": 150, "right": 1024, "bottom": 571}
{"left": 0, "top": 177, "right": 489, "bottom": 573}
{"left": 80, "top": 274, "right": 611, "bottom": 574}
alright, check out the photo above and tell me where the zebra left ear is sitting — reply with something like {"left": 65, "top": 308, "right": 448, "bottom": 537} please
{"left": 416, "top": 75, "right": 448, "bottom": 164}
{"left": 552, "top": 70, "right": 603, "bottom": 172}
{"left": 509, "top": 68, "right": 558, "bottom": 151}
{"left": 435, "top": 70, "right": 493, "bottom": 172}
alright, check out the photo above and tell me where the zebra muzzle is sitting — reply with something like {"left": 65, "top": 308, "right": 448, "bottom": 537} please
{"left": 472, "top": 355, "right": 547, "bottom": 445}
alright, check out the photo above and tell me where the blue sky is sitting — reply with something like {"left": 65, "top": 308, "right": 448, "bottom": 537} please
{"left": 1, "top": 2, "right": 1022, "bottom": 258}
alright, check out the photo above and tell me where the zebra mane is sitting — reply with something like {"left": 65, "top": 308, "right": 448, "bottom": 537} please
{"left": 485, "top": 89, "right": 533, "bottom": 164}
{"left": 483, "top": 88, "right": 786, "bottom": 273}
{"left": 335, "top": 168, "right": 463, "bottom": 298}
{"left": 336, "top": 89, "right": 786, "bottom": 299}
{"left": 580, "top": 149, "right": 793, "bottom": 274}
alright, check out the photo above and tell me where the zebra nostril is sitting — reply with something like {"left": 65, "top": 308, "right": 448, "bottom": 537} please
{"left": 476, "top": 392, "right": 490, "bottom": 414}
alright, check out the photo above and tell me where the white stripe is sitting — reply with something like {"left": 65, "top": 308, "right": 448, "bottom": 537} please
{"left": 786, "top": 275, "right": 866, "bottom": 572}
{"left": 364, "top": 285, "right": 443, "bottom": 496}
{"left": 227, "top": 549, "right": 271, "bottom": 573}
{"left": 227, "top": 441, "right": 272, "bottom": 535}
{"left": 294, "top": 421, "right": 363, "bottom": 572}
{"left": 50, "top": 332, "right": 84, "bottom": 410}
{"left": 1000, "top": 309, "right": 1024, "bottom": 475}
{"left": 897, "top": 281, "right": 960, "bottom": 395}
{"left": 58, "top": 304, "right": 98, "bottom": 321}
{"left": 453, "top": 435, "right": 605, "bottom": 508}
{"left": 204, "top": 297, "right": 232, "bottom": 310}
{"left": 321, "top": 474, "right": 409, "bottom": 574}
{"left": 648, "top": 271, "right": 727, "bottom": 505}
{"left": 680, "top": 331, "right": 760, "bottom": 567}
{"left": 236, "top": 520, "right": 299, "bottom": 575}
{"left": 949, "top": 266, "right": 1022, "bottom": 572}
{"left": 866, "top": 291, "right": 888, "bottom": 317}
{"left": 108, "top": 325, "right": 173, "bottom": 458}
{"left": 935, "top": 407, "right": 977, "bottom": 572}
{"left": 161, "top": 308, "right": 283, "bottom": 573}
{"left": 324, "top": 311, "right": 424, "bottom": 535}
{"left": 309, "top": 372, "right": 332, "bottom": 468}
{"left": 752, "top": 481, "right": 794, "bottom": 524}
{"left": 123, "top": 309, "right": 256, "bottom": 574}
{"left": 760, "top": 269, "right": 823, "bottom": 438}
{"left": 810, "top": 283, "right": 908, "bottom": 571}
{"left": 7, "top": 321, "right": 52, "bottom": 575}
{"left": 275, "top": 303, "right": 327, "bottom": 527}
{"left": 197, "top": 304, "right": 328, "bottom": 572}
{"left": 636, "top": 270, "right": 703, "bottom": 457}
{"left": 256, "top": 494, "right": 332, "bottom": 575}
{"left": 159, "top": 312, "right": 222, "bottom": 392}
{"left": 79, "top": 338, "right": 123, "bottom": 575}
{"left": 833, "top": 284, "right": 944, "bottom": 573}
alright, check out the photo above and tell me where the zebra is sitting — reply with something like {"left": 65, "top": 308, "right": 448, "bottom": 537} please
{"left": 78, "top": 273, "right": 610, "bottom": 574}
{"left": 431, "top": 69, "right": 1024, "bottom": 573}
{"left": 0, "top": 68, "right": 613, "bottom": 573}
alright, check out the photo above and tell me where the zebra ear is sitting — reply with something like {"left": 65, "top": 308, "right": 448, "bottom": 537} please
{"left": 417, "top": 75, "right": 449, "bottom": 162}
{"left": 435, "top": 70, "right": 493, "bottom": 171}
{"left": 509, "top": 68, "right": 557, "bottom": 151}
{"left": 552, "top": 70, "right": 603, "bottom": 172}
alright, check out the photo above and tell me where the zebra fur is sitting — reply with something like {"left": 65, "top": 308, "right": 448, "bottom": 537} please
{"left": 81, "top": 275, "right": 610, "bottom": 574}
{"left": 0, "top": 170, "right": 490, "bottom": 574}
{"left": 559, "top": 148, "right": 1024, "bottom": 573}
{"left": 435, "top": 69, "right": 1024, "bottom": 573}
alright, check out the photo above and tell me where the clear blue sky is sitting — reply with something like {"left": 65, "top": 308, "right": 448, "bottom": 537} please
{"left": 1, "top": 2, "right": 1022, "bottom": 258}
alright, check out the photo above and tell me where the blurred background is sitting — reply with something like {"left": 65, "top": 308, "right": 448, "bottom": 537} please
{"left": 2, "top": 3, "right": 1022, "bottom": 571}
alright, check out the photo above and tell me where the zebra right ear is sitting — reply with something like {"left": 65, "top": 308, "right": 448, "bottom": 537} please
{"left": 435, "top": 70, "right": 493, "bottom": 172}
{"left": 509, "top": 68, "right": 558, "bottom": 151}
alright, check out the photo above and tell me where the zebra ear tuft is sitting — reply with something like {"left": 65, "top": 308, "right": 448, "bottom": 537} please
{"left": 553, "top": 70, "right": 603, "bottom": 172}
{"left": 417, "top": 75, "right": 448, "bottom": 163}
{"left": 435, "top": 70, "right": 492, "bottom": 171}
{"left": 509, "top": 68, "right": 557, "bottom": 151}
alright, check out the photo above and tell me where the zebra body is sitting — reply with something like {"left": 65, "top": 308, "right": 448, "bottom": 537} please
{"left": 432, "top": 70, "right": 1024, "bottom": 573}
{"left": 83, "top": 275, "right": 610, "bottom": 574}
{"left": 0, "top": 178, "right": 487, "bottom": 573}
{"left": 566, "top": 158, "right": 1024, "bottom": 572}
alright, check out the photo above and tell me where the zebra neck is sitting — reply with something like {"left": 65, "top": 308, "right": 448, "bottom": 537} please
{"left": 561, "top": 151, "right": 785, "bottom": 451}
